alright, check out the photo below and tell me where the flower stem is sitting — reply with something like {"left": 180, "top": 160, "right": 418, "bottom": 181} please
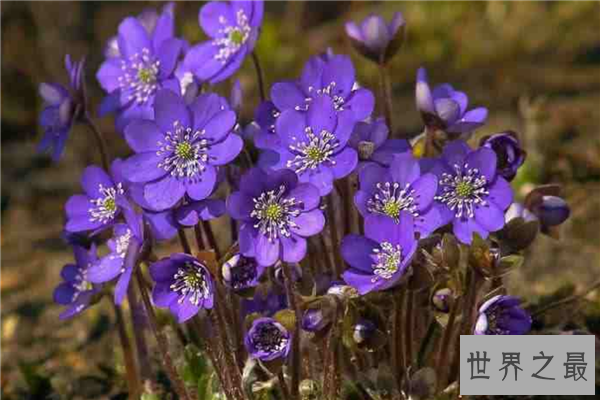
{"left": 251, "top": 51, "right": 267, "bottom": 102}
{"left": 435, "top": 296, "right": 461, "bottom": 390}
{"left": 202, "top": 220, "right": 221, "bottom": 259}
{"left": 134, "top": 268, "right": 191, "bottom": 400}
{"left": 404, "top": 289, "right": 415, "bottom": 368}
{"left": 278, "top": 371, "right": 290, "bottom": 400}
{"left": 194, "top": 223, "right": 205, "bottom": 250}
{"left": 378, "top": 63, "right": 393, "bottom": 134}
{"left": 392, "top": 288, "right": 406, "bottom": 384}
{"left": 282, "top": 263, "right": 301, "bottom": 400}
{"left": 178, "top": 228, "right": 192, "bottom": 254}
{"left": 127, "top": 284, "right": 152, "bottom": 381}
{"left": 326, "top": 195, "right": 343, "bottom": 277}
{"left": 112, "top": 302, "right": 141, "bottom": 400}
{"left": 532, "top": 277, "right": 600, "bottom": 317}
{"left": 84, "top": 113, "right": 111, "bottom": 171}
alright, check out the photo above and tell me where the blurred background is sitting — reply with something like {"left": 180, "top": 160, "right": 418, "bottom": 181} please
{"left": 2, "top": 1, "right": 599, "bottom": 399}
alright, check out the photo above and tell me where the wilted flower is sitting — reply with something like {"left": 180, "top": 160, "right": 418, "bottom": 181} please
{"left": 432, "top": 141, "right": 513, "bottom": 244}
{"left": 97, "top": 3, "right": 184, "bottom": 132}
{"left": 121, "top": 89, "right": 242, "bottom": 211}
{"left": 416, "top": 67, "right": 487, "bottom": 137}
{"left": 271, "top": 54, "right": 374, "bottom": 122}
{"left": 355, "top": 152, "right": 441, "bottom": 238}
{"left": 345, "top": 12, "right": 405, "bottom": 64}
{"left": 150, "top": 253, "right": 215, "bottom": 323}
{"left": 227, "top": 168, "right": 325, "bottom": 266}
{"left": 245, "top": 317, "right": 291, "bottom": 362}
{"left": 184, "top": 0, "right": 264, "bottom": 84}
{"left": 268, "top": 96, "right": 358, "bottom": 195}
{"left": 347, "top": 118, "right": 409, "bottom": 166}
{"left": 475, "top": 295, "right": 531, "bottom": 335}
{"left": 480, "top": 131, "right": 526, "bottom": 182}
{"left": 54, "top": 244, "right": 101, "bottom": 320}
{"left": 222, "top": 254, "right": 265, "bottom": 291}
{"left": 341, "top": 213, "right": 417, "bottom": 294}
{"left": 37, "top": 55, "right": 86, "bottom": 161}
{"left": 87, "top": 222, "right": 142, "bottom": 304}
{"left": 65, "top": 160, "right": 140, "bottom": 238}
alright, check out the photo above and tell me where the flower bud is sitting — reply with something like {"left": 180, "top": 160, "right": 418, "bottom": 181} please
{"left": 345, "top": 13, "right": 405, "bottom": 64}
{"left": 301, "top": 309, "right": 329, "bottom": 333}
{"left": 537, "top": 196, "right": 570, "bottom": 227}
{"left": 353, "top": 319, "right": 376, "bottom": 345}
{"left": 432, "top": 288, "right": 453, "bottom": 313}
{"left": 222, "top": 254, "right": 265, "bottom": 291}
{"left": 480, "top": 131, "right": 526, "bottom": 181}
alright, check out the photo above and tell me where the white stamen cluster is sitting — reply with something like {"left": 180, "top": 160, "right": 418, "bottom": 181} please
{"left": 435, "top": 163, "right": 489, "bottom": 219}
{"left": 89, "top": 183, "right": 124, "bottom": 223}
{"left": 251, "top": 185, "right": 301, "bottom": 242}
{"left": 296, "top": 82, "right": 346, "bottom": 111}
{"left": 371, "top": 242, "right": 403, "bottom": 282}
{"left": 157, "top": 121, "right": 209, "bottom": 179}
{"left": 118, "top": 48, "right": 160, "bottom": 104}
{"left": 72, "top": 270, "right": 93, "bottom": 301}
{"left": 214, "top": 10, "right": 251, "bottom": 64}
{"left": 170, "top": 261, "right": 211, "bottom": 306}
{"left": 114, "top": 229, "right": 133, "bottom": 260}
{"left": 367, "top": 182, "right": 418, "bottom": 222}
{"left": 286, "top": 127, "right": 339, "bottom": 174}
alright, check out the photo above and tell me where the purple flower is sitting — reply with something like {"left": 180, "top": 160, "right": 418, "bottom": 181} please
{"left": 87, "top": 223, "right": 142, "bottom": 304}
{"left": 354, "top": 152, "right": 442, "bottom": 238}
{"left": 416, "top": 67, "right": 487, "bottom": 137}
{"left": 348, "top": 118, "right": 409, "bottom": 167}
{"left": 65, "top": 160, "right": 140, "bottom": 238}
{"left": 271, "top": 54, "right": 374, "bottom": 122}
{"left": 227, "top": 168, "right": 325, "bottom": 267}
{"left": 120, "top": 89, "right": 242, "bottom": 211}
{"left": 341, "top": 213, "right": 417, "bottom": 294}
{"left": 184, "top": 1, "right": 264, "bottom": 84}
{"left": 53, "top": 244, "right": 101, "bottom": 320}
{"left": 345, "top": 12, "right": 405, "bottom": 64}
{"left": 245, "top": 317, "right": 291, "bottom": 362}
{"left": 301, "top": 309, "right": 330, "bottom": 333}
{"left": 431, "top": 141, "right": 513, "bottom": 244}
{"left": 96, "top": 3, "right": 184, "bottom": 132}
{"left": 37, "top": 55, "right": 86, "bottom": 161}
{"left": 149, "top": 253, "right": 215, "bottom": 323}
{"left": 221, "top": 254, "right": 266, "bottom": 291}
{"left": 267, "top": 96, "right": 358, "bottom": 195}
{"left": 475, "top": 295, "right": 531, "bottom": 335}
{"left": 480, "top": 131, "right": 526, "bottom": 182}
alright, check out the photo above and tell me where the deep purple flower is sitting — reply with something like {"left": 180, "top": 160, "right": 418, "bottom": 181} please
{"left": 245, "top": 317, "right": 291, "bottom": 362}
{"left": 87, "top": 222, "right": 142, "bottom": 304}
{"left": 149, "top": 253, "right": 215, "bottom": 323}
{"left": 431, "top": 141, "right": 513, "bottom": 244}
{"left": 227, "top": 168, "right": 325, "bottom": 267}
{"left": 416, "top": 67, "right": 487, "bottom": 137}
{"left": 222, "top": 254, "right": 266, "bottom": 291}
{"left": 120, "top": 89, "right": 242, "bottom": 211}
{"left": 341, "top": 213, "right": 417, "bottom": 294}
{"left": 271, "top": 54, "right": 374, "bottom": 122}
{"left": 183, "top": 1, "right": 264, "bottom": 84}
{"left": 37, "top": 55, "right": 86, "bottom": 161}
{"left": 355, "top": 152, "right": 442, "bottom": 238}
{"left": 348, "top": 118, "right": 410, "bottom": 167}
{"left": 97, "top": 3, "right": 184, "bottom": 132}
{"left": 65, "top": 160, "right": 140, "bottom": 238}
{"left": 266, "top": 96, "right": 358, "bottom": 195}
{"left": 53, "top": 244, "right": 101, "bottom": 320}
{"left": 480, "top": 131, "right": 526, "bottom": 182}
{"left": 475, "top": 295, "right": 531, "bottom": 335}
{"left": 345, "top": 12, "right": 405, "bottom": 64}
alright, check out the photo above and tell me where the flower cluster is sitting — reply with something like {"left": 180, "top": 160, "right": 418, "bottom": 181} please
{"left": 39, "top": 2, "right": 571, "bottom": 398}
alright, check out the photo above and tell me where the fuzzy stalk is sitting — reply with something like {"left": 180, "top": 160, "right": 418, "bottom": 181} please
{"left": 378, "top": 63, "right": 394, "bottom": 135}
{"left": 282, "top": 263, "right": 302, "bottom": 400}
{"left": 83, "top": 113, "right": 111, "bottom": 171}
{"left": 112, "top": 302, "right": 141, "bottom": 400}
{"left": 251, "top": 51, "right": 266, "bottom": 102}
{"left": 202, "top": 220, "right": 221, "bottom": 259}
{"left": 326, "top": 194, "right": 343, "bottom": 277}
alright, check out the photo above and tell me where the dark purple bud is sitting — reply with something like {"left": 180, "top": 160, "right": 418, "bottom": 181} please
{"left": 345, "top": 12, "right": 405, "bottom": 64}
{"left": 353, "top": 319, "right": 376, "bottom": 344}
{"left": 432, "top": 288, "right": 453, "bottom": 313}
{"left": 475, "top": 295, "right": 531, "bottom": 335}
{"left": 244, "top": 317, "right": 291, "bottom": 362}
{"left": 222, "top": 254, "right": 265, "bottom": 291}
{"left": 537, "top": 196, "right": 570, "bottom": 227}
{"left": 480, "top": 131, "right": 526, "bottom": 181}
